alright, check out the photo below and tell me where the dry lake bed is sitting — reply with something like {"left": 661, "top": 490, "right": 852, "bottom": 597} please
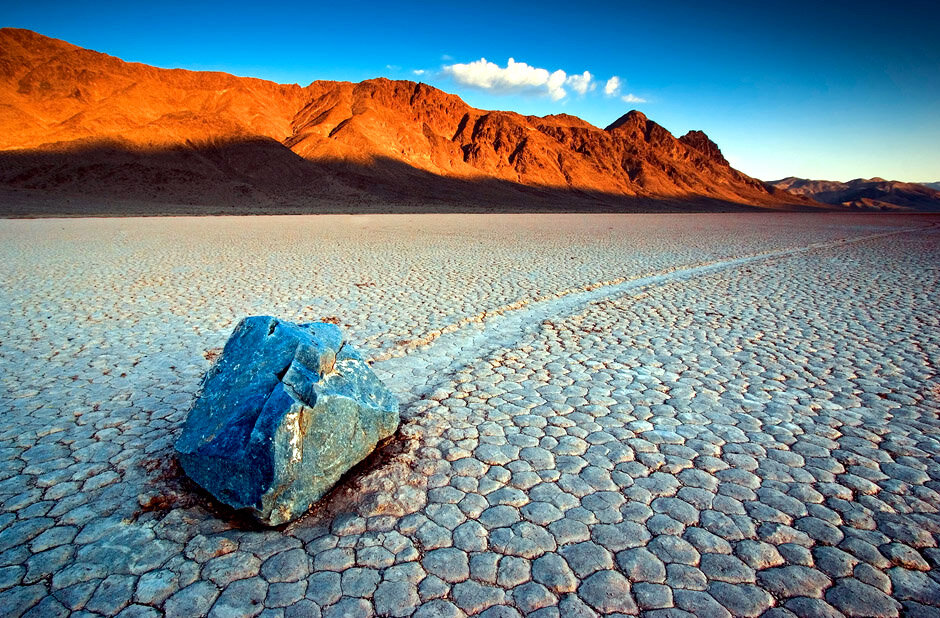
{"left": 0, "top": 213, "right": 939, "bottom": 618}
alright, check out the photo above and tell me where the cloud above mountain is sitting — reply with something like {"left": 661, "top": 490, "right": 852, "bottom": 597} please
{"left": 603, "top": 75, "right": 646, "bottom": 104}
{"left": 604, "top": 76, "right": 621, "bottom": 96}
{"left": 566, "top": 71, "right": 595, "bottom": 96}
{"left": 442, "top": 58, "right": 568, "bottom": 99}
{"left": 441, "top": 58, "right": 609, "bottom": 101}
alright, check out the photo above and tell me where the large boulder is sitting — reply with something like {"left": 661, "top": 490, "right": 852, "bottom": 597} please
{"left": 175, "top": 316, "right": 399, "bottom": 525}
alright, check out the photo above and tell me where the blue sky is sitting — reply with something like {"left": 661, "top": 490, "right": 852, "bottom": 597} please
{"left": 4, "top": 0, "right": 939, "bottom": 182}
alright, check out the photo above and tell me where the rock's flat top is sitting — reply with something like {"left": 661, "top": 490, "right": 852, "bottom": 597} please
{"left": 0, "top": 213, "right": 938, "bottom": 618}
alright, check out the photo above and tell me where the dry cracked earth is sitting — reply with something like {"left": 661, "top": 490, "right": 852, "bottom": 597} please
{"left": 0, "top": 213, "right": 938, "bottom": 618}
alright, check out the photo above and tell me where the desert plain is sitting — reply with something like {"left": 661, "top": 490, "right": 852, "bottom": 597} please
{"left": 0, "top": 212, "right": 939, "bottom": 618}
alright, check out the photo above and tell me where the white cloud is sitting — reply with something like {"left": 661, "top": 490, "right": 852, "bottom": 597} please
{"left": 566, "top": 71, "right": 595, "bottom": 96}
{"left": 604, "top": 76, "right": 621, "bottom": 96}
{"left": 441, "top": 58, "right": 646, "bottom": 103}
{"left": 442, "top": 57, "right": 571, "bottom": 100}
{"left": 545, "top": 69, "right": 568, "bottom": 100}
{"left": 413, "top": 69, "right": 426, "bottom": 76}
{"left": 386, "top": 64, "right": 401, "bottom": 71}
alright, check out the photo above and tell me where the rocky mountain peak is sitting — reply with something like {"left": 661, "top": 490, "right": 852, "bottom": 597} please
{"left": 679, "top": 130, "right": 729, "bottom": 167}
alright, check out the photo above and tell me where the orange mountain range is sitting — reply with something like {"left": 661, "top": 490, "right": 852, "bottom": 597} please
{"left": 0, "top": 28, "right": 815, "bottom": 214}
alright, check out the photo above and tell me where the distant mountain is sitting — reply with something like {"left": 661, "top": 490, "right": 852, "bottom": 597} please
{"left": 921, "top": 182, "right": 940, "bottom": 192}
{"left": 768, "top": 177, "right": 940, "bottom": 212}
{"left": 0, "top": 28, "right": 814, "bottom": 214}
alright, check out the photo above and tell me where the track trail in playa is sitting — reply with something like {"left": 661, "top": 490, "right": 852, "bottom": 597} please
{"left": 375, "top": 223, "right": 936, "bottom": 408}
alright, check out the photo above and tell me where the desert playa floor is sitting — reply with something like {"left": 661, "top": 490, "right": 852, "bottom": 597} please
{"left": 0, "top": 213, "right": 939, "bottom": 618}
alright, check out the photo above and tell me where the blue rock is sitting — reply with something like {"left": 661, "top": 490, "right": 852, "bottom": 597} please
{"left": 175, "top": 316, "right": 399, "bottom": 525}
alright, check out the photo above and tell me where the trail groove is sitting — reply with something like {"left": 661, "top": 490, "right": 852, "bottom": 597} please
{"left": 374, "top": 224, "right": 935, "bottom": 407}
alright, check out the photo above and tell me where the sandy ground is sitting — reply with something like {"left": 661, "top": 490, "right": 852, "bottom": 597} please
{"left": 0, "top": 213, "right": 938, "bottom": 617}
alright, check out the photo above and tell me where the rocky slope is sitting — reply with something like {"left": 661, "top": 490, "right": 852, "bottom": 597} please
{"left": 0, "top": 28, "right": 813, "bottom": 214}
{"left": 770, "top": 177, "right": 940, "bottom": 212}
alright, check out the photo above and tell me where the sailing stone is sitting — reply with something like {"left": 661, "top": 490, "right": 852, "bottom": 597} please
{"left": 175, "top": 316, "right": 399, "bottom": 525}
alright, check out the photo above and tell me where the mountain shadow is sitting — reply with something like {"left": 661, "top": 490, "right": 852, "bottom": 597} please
{"left": 0, "top": 139, "right": 827, "bottom": 217}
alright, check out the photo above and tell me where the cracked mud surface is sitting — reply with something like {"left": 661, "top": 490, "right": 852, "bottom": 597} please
{"left": 0, "top": 213, "right": 938, "bottom": 617}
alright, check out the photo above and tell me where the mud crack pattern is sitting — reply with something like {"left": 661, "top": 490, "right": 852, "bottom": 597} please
{"left": 0, "top": 214, "right": 938, "bottom": 617}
